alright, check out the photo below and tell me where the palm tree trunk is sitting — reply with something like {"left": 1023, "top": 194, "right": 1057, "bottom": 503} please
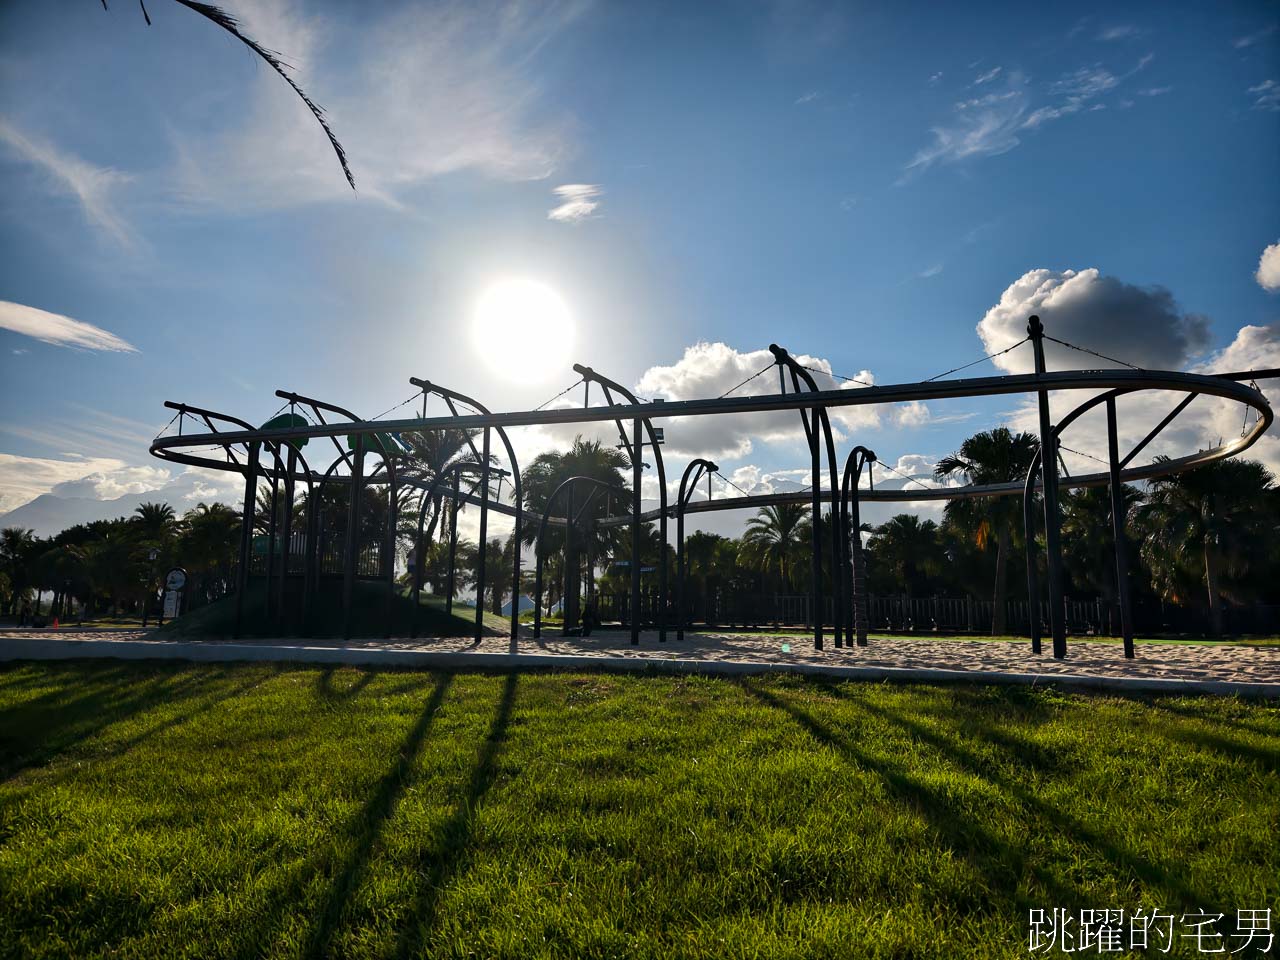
{"left": 992, "top": 526, "right": 1010, "bottom": 635}
{"left": 1204, "top": 537, "right": 1223, "bottom": 636}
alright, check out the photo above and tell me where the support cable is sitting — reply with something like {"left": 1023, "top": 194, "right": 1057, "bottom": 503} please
{"left": 796, "top": 362, "right": 874, "bottom": 388}
{"left": 1058, "top": 442, "right": 1108, "bottom": 466}
{"left": 876, "top": 459, "right": 934, "bottom": 491}
{"left": 534, "top": 377, "right": 586, "bottom": 411}
{"left": 718, "top": 362, "right": 775, "bottom": 399}
{"left": 923, "top": 337, "right": 1029, "bottom": 383}
{"left": 1043, "top": 335, "right": 1143, "bottom": 371}
{"left": 370, "top": 392, "right": 421, "bottom": 421}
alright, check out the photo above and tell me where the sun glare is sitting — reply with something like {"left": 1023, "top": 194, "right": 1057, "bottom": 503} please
{"left": 472, "top": 278, "right": 574, "bottom": 383}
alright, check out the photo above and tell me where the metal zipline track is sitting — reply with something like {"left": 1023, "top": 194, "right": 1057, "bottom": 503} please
{"left": 148, "top": 329, "right": 1277, "bottom": 659}
{"left": 152, "top": 367, "right": 1276, "bottom": 454}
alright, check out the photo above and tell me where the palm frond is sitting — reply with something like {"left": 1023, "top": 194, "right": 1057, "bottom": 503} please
{"left": 144, "top": 0, "right": 356, "bottom": 190}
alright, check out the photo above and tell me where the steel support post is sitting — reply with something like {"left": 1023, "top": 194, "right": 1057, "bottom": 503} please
{"left": 1028, "top": 316, "right": 1067, "bottom": 658}
{"left": 475, "top": 427, "right": 491, "bottom": 642}
{"left": 631, "top": 418, "right": 641, "bottom": 645}
{"left": 446, "top": 478, "right": 459, "bottom": 615}
{"left": 343, "top": 434, "right": 364, "bottom": 642}
{"left": 265, "top": 470, "right": 278, "bottom": 620}
{"left": 565, "top": 482, "right": 578, "bottom": 633}
{"left": 1106, "top": 397, "right": 1136, "bottom": 658}
{"left": 233, "top": 441, "right": 260, "bottom": 639}
{"left": 1023, "top": 458, "right": 1042, "bottom": 654}
{"left": 277, "top": 445, "right": 296, "bottom": 629}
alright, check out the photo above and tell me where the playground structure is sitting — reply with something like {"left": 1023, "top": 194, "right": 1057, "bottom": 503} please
{"left": 149, "top": 317, "right": 1277, "bottom": 658}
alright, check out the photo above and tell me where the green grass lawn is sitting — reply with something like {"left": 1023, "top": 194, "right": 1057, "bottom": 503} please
{"left": 1, "top": 663, "right": 1277, "bottom": 959}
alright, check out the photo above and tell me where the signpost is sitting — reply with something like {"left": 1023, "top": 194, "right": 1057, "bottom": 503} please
{"left": 161, "top": 567, "right": 187, "bottom": 625}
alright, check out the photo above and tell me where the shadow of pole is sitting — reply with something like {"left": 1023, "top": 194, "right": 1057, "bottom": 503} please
{"left": 736, "top": 677, "right": 1080, "bottom": 911}
{"left": 847, "top": 691, "right": 1212, "bottom": 907}
{"left": 304, "top": 673, "right": 456, "bottom": 959}
{"left": 392, "top": 672, "right": 519, "bottom": 960}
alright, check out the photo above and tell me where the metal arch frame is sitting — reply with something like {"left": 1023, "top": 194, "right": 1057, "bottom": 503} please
{"left": 409, "top": 461, "right": 486, "bottom": 638}
{"left": 675, "top": 458, "right": 718, "bottom": 641}
{"left": 409, "top": 377, "right": 523, "bottom": 642}
{"left": 159, "top": 401, "right": 316, "bottom": 639}
{"left": 840, "top": 445, "right": 877, "bottom": 647}
{"left": 768, "top": 344, "right": 846, "bottom": 650}
{"left": 572, "top": 363, "right": 669, "bottom": 645}
{"left": 149, "top": 325, "right": 1278, "bottom": 653}
{"left": 531, "top": 475, "right": 628, "bottom": 639}
{"left": 274, "top": 390, "right": 401, "bottom": 641}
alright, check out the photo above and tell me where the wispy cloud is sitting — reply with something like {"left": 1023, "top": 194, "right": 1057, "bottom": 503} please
{"left": 903, "top": 72, "right": 1029, "bottom": 175}
{"left": 0, "top": 300, "right": 138, "bottom": 353}
{"left": 0, "top": 119, "right": 135, "bottom": 248}
{"left": 1139, "top": 86, "right": 1173, "bottom": 97}
{"left": 972, "top": 66, "right": 1002, "bottom": 85}
{"left": 172, "top": 0, "right": 586, "bottom": 210}
{"left": 794, "top": 91, "right": 820, "bottom": 105}
{"left": 547, "top": 183, "right": 601, "bottom": 222}
{"left": 1248, "top": 80, "right": 1280, "bottom": 112}
{"left": 1098, "top": 25, "right": 1141, "bottom": 41}
{"left": 1235, "top": 24, "right": 1277, "bottom": 49}
{"left": 919, "top": 263, "right": 944, "bottom": 279}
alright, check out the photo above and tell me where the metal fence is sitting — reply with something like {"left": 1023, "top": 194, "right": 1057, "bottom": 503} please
{"left": 590, "top": 590, "right": 1280, "bottom": 637}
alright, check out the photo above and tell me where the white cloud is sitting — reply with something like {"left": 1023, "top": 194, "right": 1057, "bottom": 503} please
{"left": 0, "top": 118, "right": 135, "bottom": 247}
{"left": 1235, "top": 25, "right": 1277, "bottom": 49}
{"left": 1003, "top": 323, "right": 1280, "bottom": 479}
{"left": 0, "top": 300, "right": 138, "bottom": 353}
{"left": 795, "top": 91, "right": 820, "bottom": 105}
{"left": 1139, "top": 86, "right": 1172, "bottom": 97}
{"left": 547, "top": 183, "right": 601, "bottom": 222}
{"left": 973, "top": 66, "right": 1003, "bottom": 85}
{"left": 49, "top": 465, "right": 172, "bottom": 501}
{"left": 1248, "top": 80, "right": 1280, "bottom": 112}
{"left": 976, "top": 268, "right": 1211, "bottom": 374}
{"left": 919, "top": 263, "right": 944, "bottom": 279}
{"left": 634, "top": 342, "right": 882, "bottom": 461}
{"left": 1098, "top": 25, "right": 1141, "bottom": 41}
{"left": 0, "top": 454, "right": 126, "bottom": 513}
{"left": 172, "top": 0, "right": 584, "bottom": 210}
{"left": 1256, "top": 241, "right": 1280, "bottom": 292}
{"left": 904, "top": 71, "right": 1029, "bottom": 174}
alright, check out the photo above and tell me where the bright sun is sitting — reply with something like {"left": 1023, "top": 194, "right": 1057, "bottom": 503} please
{"left": 472, "top": 278, "right": 574, "bottom": 383}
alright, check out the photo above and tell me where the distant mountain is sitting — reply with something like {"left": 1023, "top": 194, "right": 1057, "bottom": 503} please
{"left": 0, "top": 475, "right": 239, "bottom": 538}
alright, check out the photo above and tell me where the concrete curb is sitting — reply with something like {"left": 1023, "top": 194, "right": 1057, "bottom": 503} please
{"left": 1, "top": 636, "right": 1277, "bottom": 699}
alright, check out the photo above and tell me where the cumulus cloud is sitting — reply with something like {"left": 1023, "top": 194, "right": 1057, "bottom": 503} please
{"left": 977, "top": 268, "right": 1211, "bottom": 374}
{"left": 1001, "top": 322, "right": 1280, "bottom": 479}
{"left": 634, "top": 341, "right": 882, "bottom": 461}
{"left": 547, "top": 184, "right": 601, "bottom": 222}
{"left": 49, "top": 465, "right": 173, "bottom": 501}
{"left": 0, "top": 118, "right": 135, "bottom": 247}
{"left": 1257, "top": 241, "right": 1280, "bottom": 291}
{"left": 172, "top": 0, "right": 583, "bottom": 209}
{"left": 0, "top": 454, "right": 127, "bottom": 513}
{"left": 0, "top": 300, "right": 138, "bottom": 353}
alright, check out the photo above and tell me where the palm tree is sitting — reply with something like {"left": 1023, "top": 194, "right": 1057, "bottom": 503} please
{"left": 935, "top": 427, "right": 1040, "bottom": 634}
{"left": 520, "top": 437, "right": 631, "bottom": 598}
{"left": 1136, "top": 458, "right": 1278, "bottom": 635}
{"left": 1, "top": 527, "right": 38, "bottom": 616}
{"left": 180, "top": 502, "right": 241, "bottom": 603}
{"left": 867, "top": 514, "right": 943, "bottom": 597}
{"left": 738, "top": 503, "right": 811, "bottom": 591}
{"left": 134, "top": 502, "right": 177, "bottom": 542}
{"left": 400, "top": 427, "right": 489, "bottom": 549}
{"left": 1060, "top": 484, "right": 1143, "bottom": 603}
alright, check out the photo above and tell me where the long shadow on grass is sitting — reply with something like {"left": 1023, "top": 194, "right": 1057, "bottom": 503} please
{"left": 390, "top": 672, "right": 519, "bottom": 960}
{"left": 739, "top": 678, "right": 1079, "bottom": 912}
{"left": 316, "top": 666, "right": 376, "bottom": 702}
{"left": 0, "top": 665, "right": 213, "bottom": 783}
{"left": 847, "top": 689, "right": 1213, "bottom": 907}
{"left": 302, "top": 673, "right": 457, "bottom": 960}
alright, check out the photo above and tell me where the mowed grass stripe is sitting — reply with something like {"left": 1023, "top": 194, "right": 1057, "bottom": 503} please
{"left": 0, "top": 663, "right": 1276, "bottom": 959}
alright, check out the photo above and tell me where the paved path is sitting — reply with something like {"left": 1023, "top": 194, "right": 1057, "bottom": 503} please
{"left": 2, "top": 629, "right": 1277, "bottom": 697}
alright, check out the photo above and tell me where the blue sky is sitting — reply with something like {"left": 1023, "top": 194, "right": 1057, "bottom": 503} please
{"left": 1, "top": 0, "right": 1277, "bottom": 531}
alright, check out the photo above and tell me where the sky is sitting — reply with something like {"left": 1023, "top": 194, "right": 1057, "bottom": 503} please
{"left": 1, "top": 0, "right": 1278, "bottom": 541}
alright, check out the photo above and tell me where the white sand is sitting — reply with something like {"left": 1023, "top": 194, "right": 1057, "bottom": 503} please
{"left": 5, "top": 628, "right": 1277, "bottom": 684}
